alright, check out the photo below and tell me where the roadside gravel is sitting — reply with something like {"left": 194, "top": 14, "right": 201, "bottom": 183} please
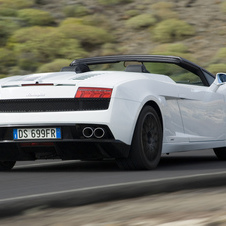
{"left": 1, "top": 187, "right": 226, "bottom": 226}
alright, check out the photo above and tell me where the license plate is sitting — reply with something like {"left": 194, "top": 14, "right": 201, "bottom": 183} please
{"left": 13, "top": 128, "right": 61, "bottom": 140}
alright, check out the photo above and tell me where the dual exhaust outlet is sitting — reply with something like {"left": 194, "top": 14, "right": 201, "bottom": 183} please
{"left": 82, "top": 127, "right": 105, "bottom": 139}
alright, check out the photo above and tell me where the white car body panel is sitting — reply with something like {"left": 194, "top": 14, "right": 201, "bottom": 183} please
{"left": 0, "top": 71, "right": 187, "bottom": 148}
{"left": 0, "top": 71, "right": 223, "bottom": 148}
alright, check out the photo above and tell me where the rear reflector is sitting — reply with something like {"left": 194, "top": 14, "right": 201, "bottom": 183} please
{"left": 20, "top": 142, "right": 54, "bottom": 147}
{"left": 75, "top": 87, "right": 112, "bottom": 98}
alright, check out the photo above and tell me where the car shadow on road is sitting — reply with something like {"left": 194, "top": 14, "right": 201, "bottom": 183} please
{"left": 11, "top": 150, "right": 225, "bottom": 173}
{"left": 13, "top": 160, "right": 120, "bottom": 172}
{"left": 159, "top": 155, "right": 219, "bottom": 171}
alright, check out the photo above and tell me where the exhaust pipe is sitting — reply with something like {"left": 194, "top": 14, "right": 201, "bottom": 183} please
{"left": 82, "top": 127, "right": 94, "bottom": 138}
{"left": 94, "top": 127, "right": 105, "bottom": 139}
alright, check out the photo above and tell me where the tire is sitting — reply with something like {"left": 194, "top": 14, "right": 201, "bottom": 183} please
{"left": 0, "top": 161, "right": 16, "bottom": 171}
{"left": 214, "top": 147, "right": 226, "bottom": 160}
{"left": 117, "top": 106, "right": 163, "bottom": 170}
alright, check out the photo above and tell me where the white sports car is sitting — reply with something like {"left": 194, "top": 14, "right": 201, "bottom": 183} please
{"left": 0, "top": 55, "right": 225, "bottom": 170}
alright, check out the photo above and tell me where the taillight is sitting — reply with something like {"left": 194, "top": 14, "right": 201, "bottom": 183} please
{"left": 75, "top": 87, "right": 112, "bottom": 98}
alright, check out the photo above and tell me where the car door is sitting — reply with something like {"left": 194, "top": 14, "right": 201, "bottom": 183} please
{"left": 176, "top": 77, "right": 225, "bottom": 142}
{"left": 145, "top": 61, "right": 225, "bottom": 143}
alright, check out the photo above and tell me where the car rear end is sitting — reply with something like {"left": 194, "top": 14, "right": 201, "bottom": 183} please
{"left": 0, "top": 71, "right": 138, "bottom": 162}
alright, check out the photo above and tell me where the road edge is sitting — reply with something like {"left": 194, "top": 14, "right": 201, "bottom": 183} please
{"left": 1, "top": 171, "right": 226, "bottom": 218}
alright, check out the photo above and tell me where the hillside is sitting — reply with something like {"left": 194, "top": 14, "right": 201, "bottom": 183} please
{"left": 0, "top": 0, "right": 226, "bottom": 76}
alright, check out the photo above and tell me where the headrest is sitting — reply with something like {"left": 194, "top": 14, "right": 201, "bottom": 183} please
{"left": 75, "top": 63, "right": 90, "bottom": 73}
{"left": 125, "top": 64, "right": 149, "bottom": 73}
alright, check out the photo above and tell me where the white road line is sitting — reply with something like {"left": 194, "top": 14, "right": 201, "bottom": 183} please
{"left": 1, "top": 171, "right": 226, "bottom": 203}
{"left": 14, "top": 160, "right": 79, "bottom": 169}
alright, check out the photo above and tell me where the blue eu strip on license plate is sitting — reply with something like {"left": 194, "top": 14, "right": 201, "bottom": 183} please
{"left": 13, "top": 128, "right": 61, "bottom": 140}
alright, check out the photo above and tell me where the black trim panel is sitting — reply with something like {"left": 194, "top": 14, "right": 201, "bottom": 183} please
{"left": 0, "top": 98, "right": 110, "bottom": 113}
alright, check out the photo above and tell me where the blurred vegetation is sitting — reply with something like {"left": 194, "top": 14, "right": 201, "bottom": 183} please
{"left": 152, "top": 43, "right": 196, "bottom": 62}
{"left": 0, "top": 0, "right": 34, "bottom": 9}
{"left": 0, "top": 0, "right": 224, "bottom": 77}
{"left": 151, "top": 2, "right": 178, "bottom": 20}
{"left": 207, "top": 47, "right": 226, "bottom": 74}
{"left": 17, "top": 9, "right": 55, "bottom": 26}
{"left": 214, "top": 48, "right": 226, "bottom": 62}
{"left": 63, "top": 4, "right": 90, "bottom": 17}
{"left": 125, "top": 9, "right": 140, "bottom": 17}
{"left": 59, "top": 18, "right": 114, "bottom": 46}
{"left": 125, "top": 14, "right": 156, "bottom": 29}
{"left": 207, "top": 64, "right": 226, "bottom": 75}
{"left": 221, "top": 1, "right": 226, "bottom": 13}
{"left": 9, "top": 26, "right": 87, "bottom": 71}
{"left": 152, "top": 19, "right": 195, "bottom": 43}
{"left": 37, "top": 59, "right": 71, "bottom": 73}
{"left": 0, "top": 8, "right": 17, "bottom": 16}
{"left": 0, "top": 19, "right": 19, "bottom": 46}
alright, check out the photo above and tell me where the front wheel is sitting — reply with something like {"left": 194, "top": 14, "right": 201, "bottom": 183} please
{"left": 117, "top": 106, "right": 163, "bottom": 170}
{"left": 0, "top": 161, "right": 16, "bottom": 171}
{"left": 214, "top": 147, "right": 226, "bottom": 160}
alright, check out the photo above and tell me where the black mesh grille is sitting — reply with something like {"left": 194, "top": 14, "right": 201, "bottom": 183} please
{"left": 0, "top": 98, "right": 110, "bottom": 112}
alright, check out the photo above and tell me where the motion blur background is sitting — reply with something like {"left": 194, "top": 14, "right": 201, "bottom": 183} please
{"left": 0, "top": 0, "right": 225, "bottom": 77}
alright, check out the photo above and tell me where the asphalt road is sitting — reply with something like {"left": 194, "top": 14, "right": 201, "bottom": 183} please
{"left": 1, "top": 149, "right": 226, "bottom": 202}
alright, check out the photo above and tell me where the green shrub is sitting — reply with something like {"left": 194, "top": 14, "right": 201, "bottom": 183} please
{"left": 215, "top": 48, "right": 226, "bottom": 60}
{"left": 153, "top": 43, "right": 188, "bottom": 53}
{"left": 18, "top": 9, "right": 55, "bottom": 26}
{"left": 58, "top": 38, "right": 88, "bottom": 60}
{"left": 8, "top": 66, "right": 27, "bottom": 76}
{"left": 0, "top": 48, "right": 16, "bottom": 74}
{"left": 0, "top": 19, "right": 19, "bottom": 46}
{"left": 0, "top": 48, "right": 15, "bottom": 66}
{"left": 8, "top": 26, "right": 40, "bottom": 44}
{"left": 0, "top": 74, "right": 6, "bottom": 78}
{"left": 59, "top": 18, "right": 83, "bottom": 26}
{"left": 125, "top": 14, "right": 156, "bottom": 29}
{"left": 154, "top": 9, "right": 178, "bottom": 20}
{"left": 152, "top": 19, "right": 195, "bottom": 43}
{"left": 207, "top": 64, "right": 226, "bottom": 75}
{"left": 37, "top": 59, "right": 71, "bottom": 73}
{"left": 209, "top": 47, "right": 226, "bottom": 64}
{"left": 63, "top": 4, "right": 90, "bottom": 17}
{"left": 0, "top": 8, "right": 17, "bottom": 16}
{"left": 151, "top": 43, "right": 196, "bottom": 62}
{"left": 221, "top": 1, "right": 226, "bottom": 13}
{"left": 82, "top": 15, "right": 110, "bottom": 28}
{"left": 125, "top": 10, "right": 140, "bottom": 17}
{"left": 100, "top": 43, "right": 121, "bottom": 56}
{"left": 0, "top": 0, "right": 34, "bottom": 9}
{"left": 10, "top": 26, "right": 87, "bottom": 71}
{"left": 59, "top": 20, "right": 114, "bottom": 46}
{"left": 151, "top": 2, "right": 174, "bottom": 10}
{"left": 17, "top": 55, "right": 41, "bottom": 71}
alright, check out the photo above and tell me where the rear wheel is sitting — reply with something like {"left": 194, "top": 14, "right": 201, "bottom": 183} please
{"left": 214, "top": 147, "right": 226, "bottom": 160}
{"left": 0, "top": 161, "right": 16, "bottom": 171}
{"left": 117, "top": 106, "right": 163, "bottom": 170}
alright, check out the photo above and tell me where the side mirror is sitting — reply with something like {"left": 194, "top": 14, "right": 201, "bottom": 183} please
{"left": 209, "top": 72, "right": 226, "bottom": 92}
{"left": 216, "top": 73, "right": 226, "bottom": 84}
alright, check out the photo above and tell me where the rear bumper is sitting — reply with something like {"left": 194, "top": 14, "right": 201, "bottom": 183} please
{"left": 0, "top": 124, "right": 130, "bottom": 161}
